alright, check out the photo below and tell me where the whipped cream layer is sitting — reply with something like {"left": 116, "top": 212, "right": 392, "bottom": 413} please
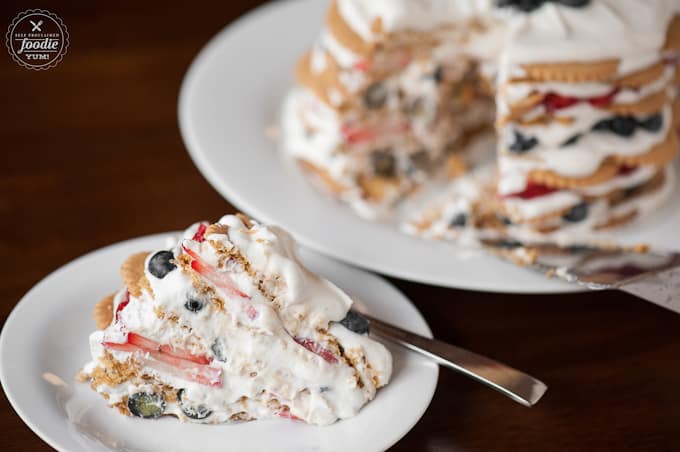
{"left": 498, "top": 0, "right": 678, "bottom": 78}
{"left": 84, "top": 216, "right": 392, "bottom": 425}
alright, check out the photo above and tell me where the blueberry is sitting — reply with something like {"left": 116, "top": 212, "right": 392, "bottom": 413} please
{"left": 593, "top": 116, "right": 636, "bottom": 137}
{"left": 363, "top": 82, "right": 388, "bottom": 109}
{"left": 495, "top": 0, "right": 546, "bottom": 13}
{"left": 177, "top": 389, "right": 212, "bottom": 420}
{"left": 509, "top": 130, "right": 538, "bottom": 153}
{"left": 184, "top": 297, "right": 204, "bottom": 312}
{"left": 211, "top": 338, "right": 228, "bottom": 362}
{"left": 449, "top": 213, "right": 467, "bottom": 228}
{"left": 562, "top": 202, "right": 589, "bottom": 223}
{"left": 431, "top": 65, "right": 444, "bottom": 84}
{"left": 493, "top": 239, "right": 523, "bottom": 249}
{"left": 498, "top": 216, "right": 513, "bottom": 226}
{"left": 639, "top": 113, "right": 663, "bottom": 132}
{"left": 148, "top": 250, "right": 176, "bottom": 279}
{"left": 568, "top": 245, "right": 598, "bottom": 253}
{"left": 609, "top": 117, "right": 637, "bottom": 137}
{"left": 561, "top": 134, "right": 581, "bottom": 147}
{"left": 320, "top": 386, "right": 331, "bottom": 393}
{"left": 339, "top": 310, "right": 370, "bottom": 335}
{"left": 558, "top": 0, "right": 590, "bottom": 7}
{"left": 408, "top": 149, "right": 431, "bottom": 173}
{"left": 371, "top": 149, "right": 397, "bottom": 178}
{"left": 128, "top": 392, "right": 166, "bottom": 419}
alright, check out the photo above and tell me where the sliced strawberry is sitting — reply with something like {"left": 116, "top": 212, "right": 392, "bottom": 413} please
{"left": 502, "top": 182, "right": 557, "bottom": 200}
{"left": 543, "top": 93, "right": 578, "bottom": 112}
{"left": 294, "top": 337, "right": 338, "bottom": 364}
{"left": 588, "top": 88, "right": 619, "bottom": 108}
{"left": 341, "top": 124, "right": 377, "bottom": 145}
{"left": 102, "top": 341, "right": 139, "bottom": 353}
{"left": 353, "top": 59, "right": 369, "bottom": 72}
{"left": 114, "top": 291, "right": 130, "bottom": 323}
{"left": 182, "top": 245, "right": 250, "bottom": 299}
{"left": 617, "top": 165, "right": 637, "bottom": 176}
{"left": 127, "top": 332, "right": 161, "bottom": 351}
{"left": 159, "top": 344, "right": 211, "bottom": 365}
{"left": 102, "top": 341, "right": 222, "bottom": 387}
{"left": 192, "top": 223, "right": 208, "bottom": 242}
{"left": 278, "top": 410, "right": 303, "bottom": 421}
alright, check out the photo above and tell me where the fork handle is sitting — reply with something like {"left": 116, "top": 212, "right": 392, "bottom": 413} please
{"left": 365, "top": 314, "right": 547, "bottom": 407}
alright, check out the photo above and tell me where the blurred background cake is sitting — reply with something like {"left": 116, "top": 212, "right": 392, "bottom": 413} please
{"left": 283, "top": 0, "right": 680, "bottom": 248}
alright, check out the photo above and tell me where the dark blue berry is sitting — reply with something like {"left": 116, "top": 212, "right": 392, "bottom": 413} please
{"left": 320, "top": 386, "right": 331, "bottom": 393}
{"left": 562, "top": 202, "right": 589, "bottom": 223}
{"left": 363, "top": 82, "right": 388, "bottom": 109}
{"left": 431, "top": 66, "right": 444, "bottom": 84}
{"left": 339, "top": 310, "right": 370, "bottom": 335}
{"left": 408, "top": 149, "right": 431, "bottom": 173}
{"left": 148, "top": 250, "right": 176, "bottom": 279}
{"left": 449, "top": 213, "right": 467, "bottom": 228}
{"left": 495, "top": 0, "right": 546, "bottom": 12}
{"left": 498, "top": 216, "right": 513, "bottom": 226}
{"left": 494, "top": 239, "right": 523, "bottom": 249}
{"left": 128, "top": 392, "right": 166, "bottom": 418}
{"left": 509, "top": 130, "right": 538, "bottom": 153}
{"left": 593, "top": 116, "right": 636, "bottom": 137}
{"left": 558, "top": 0, "right": 590, "bottom": 6}
{"left": 178, "top": 389, "right": 212, "bottom": 420}
{"left": 638, "top": 113, "right": 663, "bottom": 132}
{"left": 211, "top": 339, "right": 228, "bottom": 362}
{"left": 371, "top": 149, "right": 397, "bottom": 178}
{"left": 561, "top": 134, "right": 581, "bottom": 147}
{"left": 184, "top": 297, "right": 204, "bottom": 312}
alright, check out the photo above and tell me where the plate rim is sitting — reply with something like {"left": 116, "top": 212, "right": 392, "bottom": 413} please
{"left": 0, "top": 232, "right": 439, "bottom": 452}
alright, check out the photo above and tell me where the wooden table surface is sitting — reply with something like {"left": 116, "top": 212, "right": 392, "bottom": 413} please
{"left": 1, "top": 1, "right": 679, "bottom": 451}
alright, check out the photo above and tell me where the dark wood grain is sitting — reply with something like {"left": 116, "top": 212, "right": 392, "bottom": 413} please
{"left": 1, "top": 1, "right": 679, "bottom": 451}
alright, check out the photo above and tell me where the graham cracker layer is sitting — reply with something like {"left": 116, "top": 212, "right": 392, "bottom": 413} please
{"left": 663, "top": 15, "right": 680, "bottom": 51}
{"left": 357, "top": 175, "right": 400, "bottom": 202}
{"left": 528, "top": 159, "right": 620, "bottom": 189}
{"left": 595, "top": 209, "right": 638, "bottom": 230}
{"left": 298, "top": 158, "right": 347, "bottom": 195}
{"left": 93, "top": 293, "right": 115, "bottom": 330}
{"left": 611, "top": 131, "right": 678, "bottom": 167}
{"left": 518, "top": 59, "right": 620, "bottom": 83}
{"left": 296, "top": 50, "right": 347, "bottom": 109}
{"left": 325, "top": 0, "right": 373, "bottom": 57}
{"left": 121, "top": 252, "right": 152, "bottom": 298}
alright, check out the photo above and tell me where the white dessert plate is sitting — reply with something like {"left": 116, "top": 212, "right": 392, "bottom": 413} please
{"left": 0, "top": 233, "right": 438, "bottom": 452}
{"left": 178, "top": 0, "right": 680, "bottom": 293}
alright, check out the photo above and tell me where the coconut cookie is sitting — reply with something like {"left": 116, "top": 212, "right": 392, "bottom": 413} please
{"left": 79, "top": 215, "right": 391, "bottom": 425}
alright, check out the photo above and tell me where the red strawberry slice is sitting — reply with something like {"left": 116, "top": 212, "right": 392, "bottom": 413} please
{"left": 102, "top": 341, "right": 221, "bottom": 387}
{"left": 192, "top": 223, "right": 208, "bottom": 243}
{"left": 588, "top": 88, "right": 619, "bottom": 108}
{"left": 182, "top": 246, "right": 250, "bottom": 299}
{"left": 114, "top": 291, "right": 130, "bottom": 323}
{"left": 341, "top": 124, "right": 377, "bottom": 145}
{"left": 159, "top": 344, "right": 211, "bottom": 365}
{"left": 353, "top": 60, "right": 369, "bottom": 72}
{"left": 294, "top": 337, "right": 338, "bottom": 364}
{"left": 502, "top": 182, "right": 557, "bottom": 200}
{"left": 278, "top": 410, "right": 303, "bottom": 421}
{"left": 543, "top": 93, "right": 578, "bottom": 112}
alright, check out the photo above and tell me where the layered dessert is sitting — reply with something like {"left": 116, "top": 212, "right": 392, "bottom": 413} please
{"left": 283, "top": 0, "right": 680, "bottom": 252}
{"left": 283, "top": 0, "right": 497, "bottom": 218}
{"left": 79, "top": 214, "right": 391, "bottom": 425}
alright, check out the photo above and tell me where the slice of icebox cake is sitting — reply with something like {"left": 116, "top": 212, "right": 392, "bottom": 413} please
{"left": 79, "top": 214, "right": 392, "bottom": 425}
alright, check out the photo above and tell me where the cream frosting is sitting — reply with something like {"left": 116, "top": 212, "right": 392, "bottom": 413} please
{"left": 84, "top": 217, "right": 392, "bottom": 425}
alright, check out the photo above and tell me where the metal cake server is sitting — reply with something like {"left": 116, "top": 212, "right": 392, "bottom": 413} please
{"left": 517, "top": 247, "right": 680, "bottom": 313}
{"left": 358, "top": 312, "right": 548, "bottom": 407}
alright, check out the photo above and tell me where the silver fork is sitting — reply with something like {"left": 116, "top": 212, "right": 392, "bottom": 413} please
{"left": 358, "top": 312, "right": 548, "bottom": 407}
